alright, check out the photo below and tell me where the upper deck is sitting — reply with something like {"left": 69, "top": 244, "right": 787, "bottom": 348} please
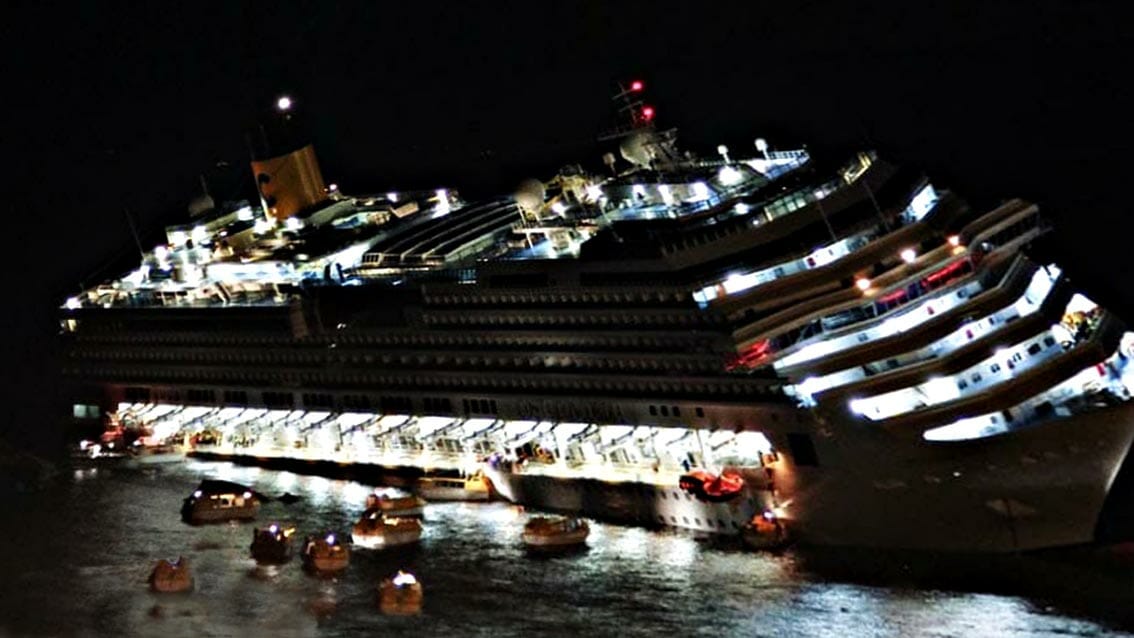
{"left": 62, "top": 148, "right": 812, "bottom": 312}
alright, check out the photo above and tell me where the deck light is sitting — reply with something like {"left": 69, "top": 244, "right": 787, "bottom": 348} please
{"left": 276, "top": 96, "right": 293, "bottom": 112}
{"left": 948, "top": 235, "right": 961, "bottom": 247}
{"left": 901, "top": 248, "right": 917, "bottom": 263}
{"left": 855, "top": 277, "right": 871, "bottom": 292}
{"left": 630, "top": 80, "right": 644, "bottom": 92}
{"left": 641, "top": 106, "right": 655, "bottom": 122}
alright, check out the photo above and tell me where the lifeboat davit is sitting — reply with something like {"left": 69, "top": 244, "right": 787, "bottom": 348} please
{"left": 678, "top": 469, "right": 745, "bottom": 502}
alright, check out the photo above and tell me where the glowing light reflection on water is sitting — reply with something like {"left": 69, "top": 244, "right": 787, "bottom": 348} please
{"left": 1, "top": 460, "right": 1133, "bottom": 637}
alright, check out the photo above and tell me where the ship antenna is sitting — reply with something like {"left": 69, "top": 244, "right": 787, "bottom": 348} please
{"left": 123, "top": 207, "right": 146, "bottom": 260}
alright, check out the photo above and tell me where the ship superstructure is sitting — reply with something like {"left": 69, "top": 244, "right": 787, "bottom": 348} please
{"left": 60, "top": 89, "right": 1134, "bottom": 552}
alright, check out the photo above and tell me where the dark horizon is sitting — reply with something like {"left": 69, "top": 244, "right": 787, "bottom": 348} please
{"left": 4, "top": 2, "right": 1131, "bottom": 451}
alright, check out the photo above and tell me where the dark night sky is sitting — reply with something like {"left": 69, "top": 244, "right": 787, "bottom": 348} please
{"left": 2, "top": 2, "right": 1131, "bottom": 450}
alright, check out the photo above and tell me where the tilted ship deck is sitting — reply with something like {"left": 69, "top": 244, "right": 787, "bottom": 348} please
{"left": 60, "top": 91, "right": 1134, "bottom": 552}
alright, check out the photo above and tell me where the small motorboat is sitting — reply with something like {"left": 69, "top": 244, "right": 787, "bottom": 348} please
{"left": 741, "top": 511, "right": 790, "bottom": 551}
{"left": 365, "top": 487, "right": 426, "bottom": 517}
{"left": 250, "top": 524, "right": 295, "bottom": 564}
{"left": 181, "top": 480, "right": 261, "bottom": 524}
{"left": 521, "top": 516, "right": 589, "bottom": 549}
{"left": 302, "top": 532, "right": 350, "bottom": 573}
{"left": 377, "top": 570, "right": 423, "bottom": 615}
{"left": 416, "top": 471, "right": 491, "bottom": 502}
{"left": 351, "top": 512, "right": 423, "bottom": 549}
{"left": 678, "top": 469, "right": 745, "bottom": 503}
{"left": 149, "top": 556, "right": 193, "bottom": 593}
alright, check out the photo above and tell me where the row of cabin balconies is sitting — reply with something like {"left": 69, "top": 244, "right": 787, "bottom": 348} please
{"left": 729, "top": 201, "right": 1046, "bottom": 355}
{"left": 419, "top": 286, "right": 692, "bottom": 308}
{"left": 812, "top": 275, "right": 1074, "bottom": 403}
{"left": 68, "top": 343, "right": 730, "bottom": 377}
{"left": 62, "top": 362, "right": 789, "bottom": 402}
{"left": 418, "top": 306, "right": 723, "bottom": 330}
{"left": 654, "top": 159, "right": 902, "bottom": 269}
{"left": 779, "top": 254, "right": 1039, "bottom": 380}
{"left": 717, "top": 192, "right": 970, "bottom": 325}
{"left": 867, "top": 311, "right": 1126, "bottom": 438}
{"left": 68, "top": 327, "right": 729, "bottom": 355}
{"left": 761, "top": 204, "right": 1046, "bottom": 368}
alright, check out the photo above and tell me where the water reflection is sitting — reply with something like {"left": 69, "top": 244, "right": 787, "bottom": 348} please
{"left": 1, "top": 460, "right": 1133, "bottom": 637}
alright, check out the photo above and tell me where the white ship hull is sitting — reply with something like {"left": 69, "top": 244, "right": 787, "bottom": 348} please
{"left": 484, "top": 468, "right": 768, "bottom": 536}
{"left": 486, "top": 403, "right": 1134, "bottom": 551}
{"left": 783, "top": 402, "right": 1134, "bottom": 552}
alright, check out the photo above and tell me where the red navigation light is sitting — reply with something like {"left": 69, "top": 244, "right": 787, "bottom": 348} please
{"left": 630, "top": 80, "right": 644, "bottom": 92}
{"left": 641, "top": 105, "right": 655, "bottom": 121}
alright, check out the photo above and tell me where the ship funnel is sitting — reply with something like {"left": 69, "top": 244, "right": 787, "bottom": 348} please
{"left": 251, "top": 145, "right": 329, "bottom": 221}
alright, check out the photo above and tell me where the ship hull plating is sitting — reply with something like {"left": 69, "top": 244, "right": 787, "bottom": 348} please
{"left": 786, "top": 403, "right": 1134, "bottom": 551}
{"left": 484, "top": 467, "right": 770, "bottom": 535}
{"left": 484, "top": 404, "right": 1134, "bottom": 551}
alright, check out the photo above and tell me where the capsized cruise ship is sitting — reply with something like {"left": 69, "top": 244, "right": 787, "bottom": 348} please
{"left": 60, "top": 85, "right": 1134, "bottom": 552}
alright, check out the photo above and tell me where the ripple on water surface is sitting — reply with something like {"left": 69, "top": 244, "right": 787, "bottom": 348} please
{"left": 1, "top": 460, "right": 1133, "bottom": 637}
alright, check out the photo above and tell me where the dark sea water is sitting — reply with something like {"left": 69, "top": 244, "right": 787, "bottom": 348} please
{"left": 3, "top": 459, "right": 1134, "bottom": 637}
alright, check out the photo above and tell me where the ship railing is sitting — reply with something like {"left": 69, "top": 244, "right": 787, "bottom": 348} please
{"left": 696, "top": 179, "right": 942, "bottom": 310}
{"left": 777, "top": 255, "right": 1034, "bottom": 381}
{"left": 811, "top": 270, "right": 1069, "bottom": 401}
{"left": 879, "top": 310, "right": 1124, "bottom": 437}
{"left": 738, "top": 213, "right": 1028, "bottom": 365}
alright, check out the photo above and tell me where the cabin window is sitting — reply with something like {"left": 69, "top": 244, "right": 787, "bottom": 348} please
{"left": 695, "top": 407, "right": 705, "bottom": 418}
{"left": 649, "top": 405, "right": 657, "bottom": 416}
{"left": 672, "top": 406, "right": 681, "bottom": 417}
{"left": 660, "top": 406, "right": 669, "bottom": 417}
{"left": 990, "top": 363, "right": 1001, "bottom": 374}
{"left": 1044, "top": 336, "right": 1056, "bottom": 347}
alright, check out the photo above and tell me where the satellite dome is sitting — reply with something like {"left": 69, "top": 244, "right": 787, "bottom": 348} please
{"left": 619, "top": 132, "right": 653, "bottom": 168}
{"left": 514, "top": 179, "right": 546, "bottom": 216}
